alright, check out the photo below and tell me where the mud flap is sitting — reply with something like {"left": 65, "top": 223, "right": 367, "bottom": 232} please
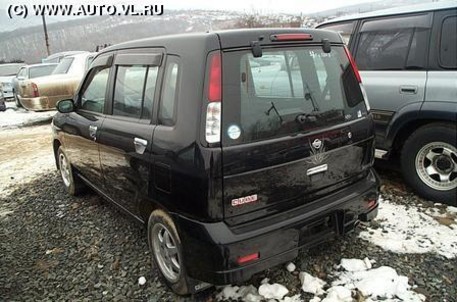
{"left": 333, "top": 210, "right": 357, "bottom": 235}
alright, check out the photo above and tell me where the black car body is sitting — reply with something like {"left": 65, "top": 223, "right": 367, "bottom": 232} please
{"left": 52, "top": 28, "right": 379, "bottom": 295}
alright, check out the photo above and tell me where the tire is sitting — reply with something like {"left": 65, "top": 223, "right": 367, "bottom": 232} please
{"left": 148, "top": 209, "right": 190, "bottom": 295}
{"left": 14, "top": 92, "right": 22, "bottom": 108}
{"left": 57, "top": 147, "right": 85, "bottom": 196}
{"left": 401, "top": 123, "right": 457, "bottom": 205}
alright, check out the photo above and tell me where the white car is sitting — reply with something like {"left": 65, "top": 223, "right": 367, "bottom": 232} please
{"left": 0, "top": 63, "right": 26, "bottom": 100}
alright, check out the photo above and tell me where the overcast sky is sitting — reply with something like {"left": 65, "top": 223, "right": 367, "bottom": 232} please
{"left": 0, "top": 0, "right": 382, "bottom": 14}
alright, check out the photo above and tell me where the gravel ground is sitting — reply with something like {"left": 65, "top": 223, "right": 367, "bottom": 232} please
{"left": 0, "top": 124, "right": 455, "bottom": 301}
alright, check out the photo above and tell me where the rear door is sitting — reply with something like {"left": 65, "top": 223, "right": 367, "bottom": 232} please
{"left": 97, "top": 51, "right": 162, "bottom": 219}
{"left": 221, "top": 44, "right": 374, "bottom": 222}
{"left": 352, "top": 13, "right": 431, "bottom": 148}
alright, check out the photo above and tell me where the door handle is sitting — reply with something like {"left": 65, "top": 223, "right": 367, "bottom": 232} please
{"left": 89, "top": 125, "right": 98, "bottom": 140}
{"left": 399, "top": 85, "right": 418, "bottom": 94}
{"left": 134, "top": 137, "right": 148, "bottom": 154}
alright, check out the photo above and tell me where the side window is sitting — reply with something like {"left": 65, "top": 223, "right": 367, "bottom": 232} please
{"left": 143, "top": 66, "right": 159, "bottom": 119}
{"left": 112, "top": 65, "right": 159, "bottom": 119}
{"left": 159, "top": 57, "right": 180, "bottom": 125}
{"left": 113, "top": 65, "right": 147, "bottom": 118}
{"left": 440, "top": 16, "right": 457, "bottom": 68}
{"left": 17, "top": 67, "right": 27, "bottom": 79}
{"left": 318, "top": 21, "right": 355, "bottom": 45}
{"left": 355, "top": 14, "right": 430, "bottom": 70}
{"left": 80, "top": 67, "right": 110, "bottom": 113}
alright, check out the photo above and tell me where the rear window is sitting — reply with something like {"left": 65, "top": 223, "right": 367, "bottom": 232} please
{"left": 52, "top": 57, "right": 74, "bottom": 74}
{"left": 29, "top": 65, "right": 56, "bottom": 78}
{"left": 222, "top": 46, "right": 367, "bottom": 145}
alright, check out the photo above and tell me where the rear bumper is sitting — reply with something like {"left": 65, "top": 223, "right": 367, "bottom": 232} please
{"left": 19, "top": 96, "right": 52, "bottom": 111}
{"left": 173, "top": 168, "right": 380, "bottom": 287}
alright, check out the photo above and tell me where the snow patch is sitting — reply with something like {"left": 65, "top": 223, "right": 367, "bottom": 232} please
{"left": 286, "top": 262, "right": 296, "bottom": 272}
{"left": 0, "top": 106, "right": 55, "bottom": 129}
{"left": 339, "top": 257, "right": 372, "bottom": 272}
{"left": 258, "top": 283, "right": 289, "bottom": 300}
{"left": 359, "top": 198, "right": 457, "bottom": 258}
{"left": 332, "top": 262, "right": 425, "bottom": 302}
{"left": 299, "top": 271, "right": 326, "bottom": 295}
{"left": 138, "top": 276, "right": 146, "bottom": 285}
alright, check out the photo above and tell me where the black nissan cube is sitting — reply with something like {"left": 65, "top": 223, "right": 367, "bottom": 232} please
{"left": 51, "top": 28, "right": 380, "bottom": 295}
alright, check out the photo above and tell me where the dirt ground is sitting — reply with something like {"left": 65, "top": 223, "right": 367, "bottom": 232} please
{"left": 0, "top": 124, "right": 55, "bottom": 195}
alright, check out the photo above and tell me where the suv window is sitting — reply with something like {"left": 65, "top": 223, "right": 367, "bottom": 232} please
{"left": 222, "top": 46, "right": 366, "bottom": 145}
{"left": 159, "top": 57, "right": 180, "bottom": 125}
{"left": 440, "top": 15, "right": 457, "bottom": 68}
{"left": 80, "top": 67, "right": 110, "bottom": 113}
{"left": 319, "top": 21, "right": 355, "bottom": 45}
{"left": 355, "top": 14, "right": 430, "bottom": 70}
{"left": 113, "top": 65, "right": 147, "bottom": 118}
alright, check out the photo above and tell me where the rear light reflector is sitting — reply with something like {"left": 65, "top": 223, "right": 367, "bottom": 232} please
{"left": 343, "top": 46, "right": 362, "bottom": 83}
{"left": 208, "top": 52, "right": 222, "bottom": 102}
{"left": 237, "top": 252, "right": 259, "bottom": 265}
{"left": 31, "top": 82, "right": 39, "bottom": 97}
{"left": 205, "top": 102, "right": 221, "bottom": 144}
{"left": 270, "top": 33, "right": 313, "bottom": 41}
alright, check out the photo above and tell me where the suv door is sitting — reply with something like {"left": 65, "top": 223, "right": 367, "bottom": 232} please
{"left": 97, "top": 52, "right": 162, "bottom": 219}
{"left": 353, "top": 13, "right": 432, "bottom": 150}
{"left": 64, "top": 55, "right": 112, "bottom": 188}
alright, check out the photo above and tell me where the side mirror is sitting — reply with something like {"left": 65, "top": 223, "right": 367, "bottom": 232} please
{"left": 56, "top": 99, "right": 75, "bottom": 113}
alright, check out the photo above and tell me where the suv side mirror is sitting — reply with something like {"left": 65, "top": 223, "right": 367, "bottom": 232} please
{"left": 56, "top": 99, "right": 75, "bottom": 113}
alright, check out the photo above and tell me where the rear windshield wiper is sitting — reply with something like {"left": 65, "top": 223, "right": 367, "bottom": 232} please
{"left": 265, "top": 101, "right": 284, "bottom": 124}
{"left": 296, "top": 109, "right": 345, "bottom": 125}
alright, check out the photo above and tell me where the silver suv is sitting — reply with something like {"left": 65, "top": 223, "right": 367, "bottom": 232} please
{"left": 317, "top": 2, "right": 457, "bottom": 204}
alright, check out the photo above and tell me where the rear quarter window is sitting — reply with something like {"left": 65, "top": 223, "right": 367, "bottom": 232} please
{"left": 440, "top": 15, "right": 457, "bottom": 68}
{"left": 222, "top": 46, "right": 367, "bottom": 146}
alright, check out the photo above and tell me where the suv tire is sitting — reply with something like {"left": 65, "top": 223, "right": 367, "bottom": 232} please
{"left": 148, "top": 209, "right": 190, "bottom": 296}
{"left": 401, "top": 123, "right": 457, "bottom": 205}
{"left": 57, "top": 147, "right": 85, "bottom": 195}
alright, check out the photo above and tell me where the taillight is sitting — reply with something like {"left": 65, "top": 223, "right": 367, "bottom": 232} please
{"left": 205, "top": 52, "right": 222, "bottom": 144}
{"left": 208, "top": 52, "right": 221, "bottom": 102}
{"left": 31, "top": 82, "right": 39, "bottom": 97}
{"left": 343, "top": 46, "right": 361, "bottom": 83}
{"left": 344, "top": 46, "right": 370, "bottom": 111}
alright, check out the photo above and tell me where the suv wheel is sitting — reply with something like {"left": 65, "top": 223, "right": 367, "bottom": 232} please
{"left": 401, "top": 123, "right": 457, "bottom": 205}
{"left": 148, "top": 209, "right": 190, "bottom": 295}
{"left": 57, "top": 147, "right": 85, "bottom": 195}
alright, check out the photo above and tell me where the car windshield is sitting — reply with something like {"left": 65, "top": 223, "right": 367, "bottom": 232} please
{"left": 0, "top": 64, "right": 23, "bottom": 76}
{"left": 29, "top": 65, "right": 57, "bottom": 78}
{"left": 52, "top": 57, "right": 74, "bottom": 74}
{"left": 222, "top": 46, "right": 367, "bottom": 145}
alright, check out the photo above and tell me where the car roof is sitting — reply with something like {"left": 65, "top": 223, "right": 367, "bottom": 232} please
{"left": 318, "top": 1, "right": 456, "bottom": 26}
{"left": 44, "top": 51, "right": 88, "bottom": 60}
{"left": 27, "top": 63, "right": 58, "bottom": 68}
{"left": 99, "top": 28, "right": 343, "bottom": 55}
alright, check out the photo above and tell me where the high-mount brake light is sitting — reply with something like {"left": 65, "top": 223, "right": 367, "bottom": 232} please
{"left": 205, "top": 52, "right": 222, "bottom": 144}
{"left": 270, "top": 33, "right": 313, "bottom": 42}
